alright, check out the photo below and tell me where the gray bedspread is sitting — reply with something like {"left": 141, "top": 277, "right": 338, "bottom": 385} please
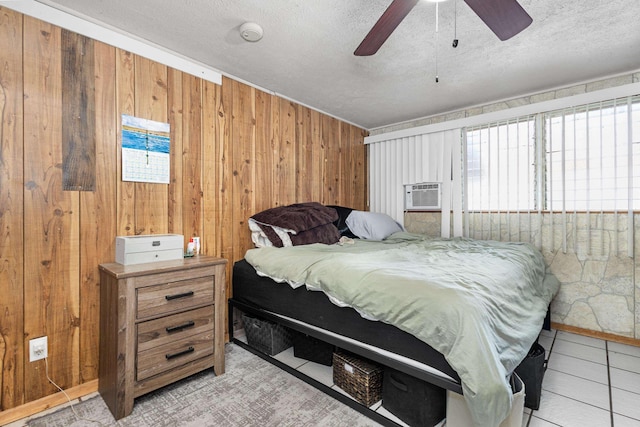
{"left": 245, "top": 232, "right": 559, "bottom": 427}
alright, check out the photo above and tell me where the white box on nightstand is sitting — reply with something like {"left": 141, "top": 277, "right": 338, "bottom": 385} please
{"left": 115, "top": 234, "right": 184, "bottom": 265}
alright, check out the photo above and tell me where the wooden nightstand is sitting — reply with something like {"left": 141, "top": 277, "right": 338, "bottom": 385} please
{"left": 98, "top": 256, "right": 227, "bottom": 420}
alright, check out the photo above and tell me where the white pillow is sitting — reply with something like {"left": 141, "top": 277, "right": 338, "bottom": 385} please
{"left": 345, "top": 211, "right": 403, "bottom": 240}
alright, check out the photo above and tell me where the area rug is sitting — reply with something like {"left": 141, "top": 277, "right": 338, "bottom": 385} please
{"left": 25, "top": 344, "right": 380, "bottom": 427}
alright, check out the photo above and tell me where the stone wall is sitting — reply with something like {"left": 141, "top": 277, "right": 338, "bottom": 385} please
{"left": 405, "top": 212, "right": 639, "bottom": 340}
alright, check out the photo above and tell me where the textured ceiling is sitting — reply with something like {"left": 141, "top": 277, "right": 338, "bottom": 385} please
{"left": 31, "top": 0, "right": 640, "bottom": 129}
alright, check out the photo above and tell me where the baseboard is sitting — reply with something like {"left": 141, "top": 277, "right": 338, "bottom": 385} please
{"left": 0, "top": 379, "right": 98, "bottom": 426}
{"left": 551, "top": 322, "right": 640, "bottom": 347}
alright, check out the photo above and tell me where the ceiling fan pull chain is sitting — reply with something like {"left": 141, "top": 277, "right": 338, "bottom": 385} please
{"left": 435, "top": 1, "right": 439, "bottom": 83}
{"left": 453, "top": 0, "right": 459, "bottom": 48}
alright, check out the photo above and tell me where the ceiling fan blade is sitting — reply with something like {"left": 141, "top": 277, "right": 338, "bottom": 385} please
{"left": 354, "top": 0, "right": 419, "bottom": 56}
{"left": 464, "top": 0, "right": 532, "bottom": 41}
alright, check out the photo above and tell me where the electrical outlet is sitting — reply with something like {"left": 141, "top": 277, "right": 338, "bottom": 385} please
{"left": 29, "top": 336, "right": 48, "bottom": 362}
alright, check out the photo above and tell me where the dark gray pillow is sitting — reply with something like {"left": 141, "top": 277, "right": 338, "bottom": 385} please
{"left": 326, "top": 205, "right": 358, "bottom": 238}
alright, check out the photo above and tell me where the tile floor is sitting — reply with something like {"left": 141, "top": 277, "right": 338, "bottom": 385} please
{"left": 244, "top": 328, "right": 640, "bottom": 427}
{"left": 529, "top": 329, "right": 640, "bottom": 427}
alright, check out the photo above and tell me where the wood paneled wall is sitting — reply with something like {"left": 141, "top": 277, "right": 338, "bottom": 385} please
{"left": 0, "top": 7, "right": 367, "bottom": 418}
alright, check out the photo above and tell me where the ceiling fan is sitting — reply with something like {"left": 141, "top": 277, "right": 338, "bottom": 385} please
{"left": 354, "top": 0, "right": 533, "bottom": 56}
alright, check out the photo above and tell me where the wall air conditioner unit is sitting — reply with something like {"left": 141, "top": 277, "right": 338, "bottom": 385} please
{"left": 405, "top": 183, "right": 441, "bottom": 211}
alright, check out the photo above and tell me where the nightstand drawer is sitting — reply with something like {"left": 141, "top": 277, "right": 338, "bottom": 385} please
{"left": 137, "top": 306, "right": 214, "bottom": 353}
{"left": 136, "top": 332, "right": 214, "bottom": 381}
{"left": 137, "top": 276, "right": 214, "bottom": 319}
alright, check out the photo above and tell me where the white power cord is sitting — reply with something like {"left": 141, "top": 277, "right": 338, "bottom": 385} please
{"left": 44, "top": 357, "right": 105, "bottom": 426}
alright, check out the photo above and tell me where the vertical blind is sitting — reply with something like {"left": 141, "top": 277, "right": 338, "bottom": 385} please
{"left": 369, "top": 129, "right": 462, "bottom": 237}
{"left": 464, "top": 115, "right": 537, "bottom": 241}
{"left": 463, "top": 95, "right": 639, "bottom": 257}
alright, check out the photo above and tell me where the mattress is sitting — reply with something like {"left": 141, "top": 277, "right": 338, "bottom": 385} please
{"left": 232, "top": 259, "right": 460, "bottom": 382}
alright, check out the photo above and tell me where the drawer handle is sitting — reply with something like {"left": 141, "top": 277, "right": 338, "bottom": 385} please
{"left": 165, "top": 346, "right": 194, "bottom": 360}
{"left": 165, "top": 291, "right": 194, "bottom": 301}
{"left": 165, "top": 321, "right": 196, "bottom": 333}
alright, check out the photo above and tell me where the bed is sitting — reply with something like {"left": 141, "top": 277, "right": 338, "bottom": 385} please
{"left": 230, "top": 203, "right": 559, "bottom": 427}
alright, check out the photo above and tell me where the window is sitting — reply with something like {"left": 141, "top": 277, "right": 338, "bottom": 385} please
{"left": 546, "top": 98, "right": 640, "bottom": 212}
{"left": 466, "top": 117, "right": 536, "bottom": 212}
{"left": 465, "top": 95, "right": 640, "bottom": 212}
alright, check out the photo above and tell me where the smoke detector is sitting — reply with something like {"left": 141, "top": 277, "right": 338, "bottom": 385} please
{"left": 239, "top": 22, "right": 263, "bottom": 42}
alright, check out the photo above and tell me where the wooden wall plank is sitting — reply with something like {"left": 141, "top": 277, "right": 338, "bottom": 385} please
{"left": 350, "top": 126, "right": 369, "bottom": 210}
{"left": 296, "top": 105, "right": 323, "bottom": 203}
{"left": 115, "top": 49, "right": 135, "bottom": 236}
{"left": 133, "top": 56, "right": 168, "bottom": 235}
{"left": 254, "top": 89, "right": 273, "bottom": 213}
{"left": 218, "top": 77, "right": 234, "bottom": 281}
{"left": 167, "top": 68, "right": 184, "bottom": 235}
{"left": 276, "top": 99, "right": 296, "bottom": 206}
{"left": 231, "top": 80, "right": 255, "bottom": 263}
{"left": 310, "top": 109, "right": 324, "bottom": 203}
{"left": 23, "top": 15, "right": 80, "bottom": 400}
{"left": 201, "top": 80, "right": 219, "bottom": 257}
{"left": 0, "top": 6, "right": 25, "bottom": 411}
{"left": 182, "top": 74, "right": 203, "bottom": 242}
{"left": 295, "top": 105, "right": 313, "bottom": 202}
{"left": 340, "top": 122, "right": 351, "bottom": 207}
{"left": 61, "top": 30, "right": 96, "bottom": 191}
{"left": 270, "top": 95, "right": 281, "bottom": 206}
{"left": 322, "top": 115, "right": 341, "bottom": 205}
{"left": 78, "top": 39, "right": 116, "bottom": 383}
{"left": 214, "top": 77, "right": 234, "bottom": 341}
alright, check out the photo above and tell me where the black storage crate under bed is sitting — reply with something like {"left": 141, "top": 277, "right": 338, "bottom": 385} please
{"left": 242, "top": 313, "right": 293, "bottom": 356}
{"left": 293, "top": 331, "right": 335, "bottom": 366}
{"left": 382, "top": 367, "right": 446, "bottom": 426}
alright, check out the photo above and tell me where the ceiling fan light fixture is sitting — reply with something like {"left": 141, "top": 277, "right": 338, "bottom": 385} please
{"left": 239, "top": 22, "right": 263, "bottom": 42}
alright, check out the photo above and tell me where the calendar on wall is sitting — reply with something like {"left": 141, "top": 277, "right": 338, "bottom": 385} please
{"left": 121, "top": 114, "right": 171, "bottom": 184}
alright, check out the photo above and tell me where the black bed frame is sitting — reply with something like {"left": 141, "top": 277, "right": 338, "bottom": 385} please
{"left": 229, "top": 299, "right": 551, "bottom": 427}
{"left": 228, "top": 298, "right": 463, "bottom": 427}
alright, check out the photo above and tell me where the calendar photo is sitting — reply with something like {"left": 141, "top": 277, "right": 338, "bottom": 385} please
{"left": 121, "top": 114, "right": 171, "bottom": 184}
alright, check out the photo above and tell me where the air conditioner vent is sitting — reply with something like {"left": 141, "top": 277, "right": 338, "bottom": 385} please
{"left": 405, "top": 183, "right": 441, "bottom": 211}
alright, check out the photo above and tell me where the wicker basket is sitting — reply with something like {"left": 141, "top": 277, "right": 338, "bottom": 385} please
{"left": 333, "top": 351, "right": 383, "bottom": 406}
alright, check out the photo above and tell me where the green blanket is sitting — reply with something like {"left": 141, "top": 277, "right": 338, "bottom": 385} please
{"left": 245, "top": 232, "right": 559, "bottom": 427}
